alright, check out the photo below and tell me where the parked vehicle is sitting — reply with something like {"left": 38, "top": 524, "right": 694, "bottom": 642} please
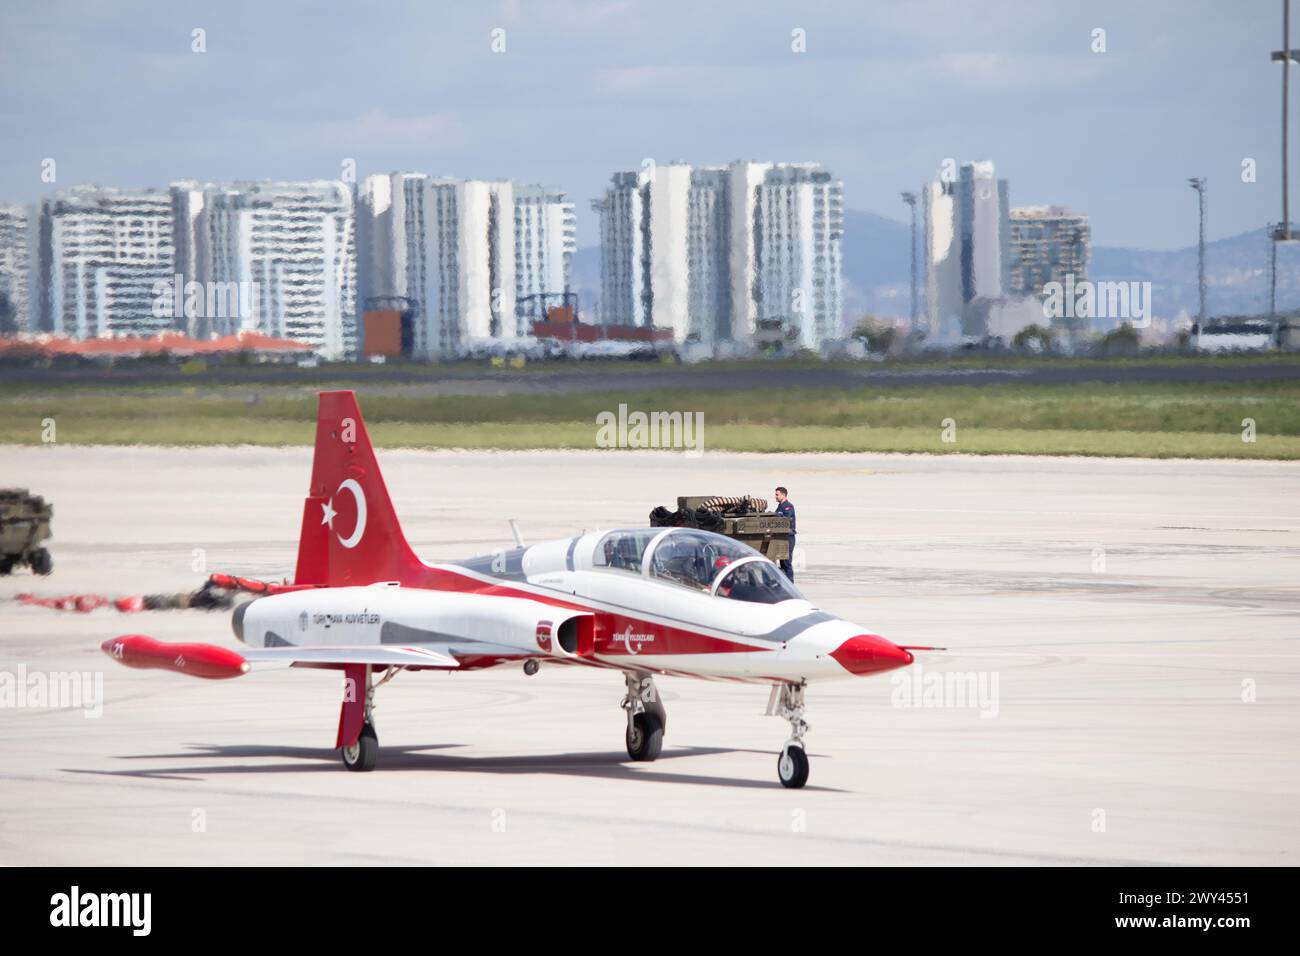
{"left": 0, "top": 489, "right": 53, "bottom": 575}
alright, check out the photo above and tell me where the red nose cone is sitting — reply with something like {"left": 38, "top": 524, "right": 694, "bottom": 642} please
{"left": 830, "top": 635, "right": 914, "bottom": 675}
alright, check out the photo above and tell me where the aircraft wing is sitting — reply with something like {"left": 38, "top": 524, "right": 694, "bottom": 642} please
{"left": 244, "top": 645, "right": 460, "bottom": 670}
{"left": 100, "top": 635, "right": 459, "bottom": 680}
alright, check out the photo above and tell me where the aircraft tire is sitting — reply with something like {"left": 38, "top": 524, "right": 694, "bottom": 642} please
{"left": 626, "top": 712, "right": 664, "bottom": 761}
{"left": 777, "top": 744, "right": 809, "bottom": 789}
{"left": 341, "top": 722, "right": 378, "bottom": 772}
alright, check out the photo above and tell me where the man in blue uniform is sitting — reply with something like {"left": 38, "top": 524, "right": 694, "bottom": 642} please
{"left": 773, "top": 486, "right": 796, "bottom": 582}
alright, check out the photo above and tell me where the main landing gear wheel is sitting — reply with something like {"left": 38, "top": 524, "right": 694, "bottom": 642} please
{"left": 621, "top": 671, "right": 668, "bottom": 762}
{"left": 341, "top": 722, "right": 378, "bottom": 772}
{"left": 771, "top": 682, "right": 811, "bottom": 788}
{"left": 339, "top": 664, "right": 384, "bottom": 772}
{"left": 626, "top": 712, "right": 664, "bottom": 761}
{"left": 777, "top": 744, "right": 809, "bottom": 789}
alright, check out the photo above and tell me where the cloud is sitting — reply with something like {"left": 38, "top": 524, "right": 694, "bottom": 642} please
{"left": 310, "top": 109, "right": 466, "bottom": 151}
{"left": 494, "top": 0, "right": 641, "bottom": 34}
{"left": 597, "top": 64, "right": 745, "bottom": 97}
{"left": 922, "top": 51, "right": 1106, "bottom": 91}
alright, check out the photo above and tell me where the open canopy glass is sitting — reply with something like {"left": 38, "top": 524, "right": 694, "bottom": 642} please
{"left": 592, "top": 527, "right": 802, "bottom": 604}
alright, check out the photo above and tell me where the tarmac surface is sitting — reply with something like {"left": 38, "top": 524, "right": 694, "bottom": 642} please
{"left": 2, "top": 445, "right": 1298, "bottom": 865}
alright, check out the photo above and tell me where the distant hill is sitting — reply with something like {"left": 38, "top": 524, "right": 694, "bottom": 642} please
{"left": 569, "top": 211, "right": 1300, "bottom": 328}
{"left": 1089, "top": 228, "right": 1300, "bottom": 321}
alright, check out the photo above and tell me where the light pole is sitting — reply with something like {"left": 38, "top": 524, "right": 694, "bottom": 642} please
{"left": 1270, "top": 225, "right": 1279, "bottom": 317}
{"left": 1272, "top": 0, "right": 1299, "bottom": 242}
{"left": 1188, "top": 177, "right": 1207, "bottom": 325}
{"left": 901, "top": 192, "right": 919, "bottom": 337}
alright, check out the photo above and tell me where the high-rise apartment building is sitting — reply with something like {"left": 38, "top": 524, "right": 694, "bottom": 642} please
{"left": 595, "top": 160, "right": 843, "bottom": 350}
{"left": 423, "top": 177, "right": 514, "bottom": 350}
{"left": 591, "top": 171, "right": 649, "bottom": 327}
{"left": 923, "top": 160, "right": 1010, "bottom": 336}
{"left": 354, "top": 170, "right": 424, "bottom": 330}
{"left": 957, "top": 160, "right": 1010, "bottom": 302}
{"left": 513, "top": 185, "right": 575, "bottom": 331}
{"left": 359, "top": 173, "right": 569, "bottom": 357}
{"left": 923, "top": 179, "right": 962, "bottom": 335}
{"left": 36, "top": 186, "right": 176, "bottom": 338}
{"left": 747, "top": 162, "right": 844, "bottom": 349}
{"left": 172, "top": 180, "right": 356, "bottom": 357}
{"left": 686, "top": 166, "right": 731, "bottom": 344}
{"left": 0, "top": 204, "right": 32, "bottom": 334}
{"left": 646, "top": 162, "right": 693, "bottom": 340}
{"left": 1008, "top": 205, "right": 1090, "bottom": 297}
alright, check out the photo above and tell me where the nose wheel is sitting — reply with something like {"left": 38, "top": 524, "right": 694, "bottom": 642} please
{"left": 770, "top": 682, "right": 810, "bottom": 788}
{"left": 777, "top": 744, "right": 809, "bottom": 789}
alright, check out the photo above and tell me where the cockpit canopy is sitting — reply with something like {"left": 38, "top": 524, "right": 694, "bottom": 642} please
{"left": 592, "top": 527, "right": 802, "bottom": 604}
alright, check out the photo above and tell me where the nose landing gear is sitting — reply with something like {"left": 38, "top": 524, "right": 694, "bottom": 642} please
{"left": 770, "top": 682, "right": 810, "bottom": 789}
{"left": 622, "top": 671, "right": 667, "bottom": 762}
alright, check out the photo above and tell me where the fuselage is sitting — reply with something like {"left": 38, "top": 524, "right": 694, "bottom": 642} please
{"left": 234, "top": 526, "right": 913, "bottom": 685}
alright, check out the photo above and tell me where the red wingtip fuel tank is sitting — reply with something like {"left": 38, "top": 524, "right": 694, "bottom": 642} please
{"left": 101, "top": 635, "right": 250, "bottom": 680}
{"left": 829, "top": 635, "right": 914, "bottom": 676}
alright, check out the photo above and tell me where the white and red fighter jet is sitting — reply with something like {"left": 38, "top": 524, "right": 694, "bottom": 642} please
{"left": 103, "top": 391, "right": 915, "bottom": 788}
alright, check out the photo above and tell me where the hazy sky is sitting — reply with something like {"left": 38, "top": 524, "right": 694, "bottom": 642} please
{"left": 0, "top": 0, "right": 1293, "bottom": 249}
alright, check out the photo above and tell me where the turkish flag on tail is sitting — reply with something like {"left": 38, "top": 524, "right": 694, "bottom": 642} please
{"left": 295, "top": 390, "right": 422, "bottom": 587}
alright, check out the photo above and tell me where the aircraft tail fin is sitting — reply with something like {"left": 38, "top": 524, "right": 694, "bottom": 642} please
{"left": 295, "top": 391, "right": 422, "bottom": 587}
